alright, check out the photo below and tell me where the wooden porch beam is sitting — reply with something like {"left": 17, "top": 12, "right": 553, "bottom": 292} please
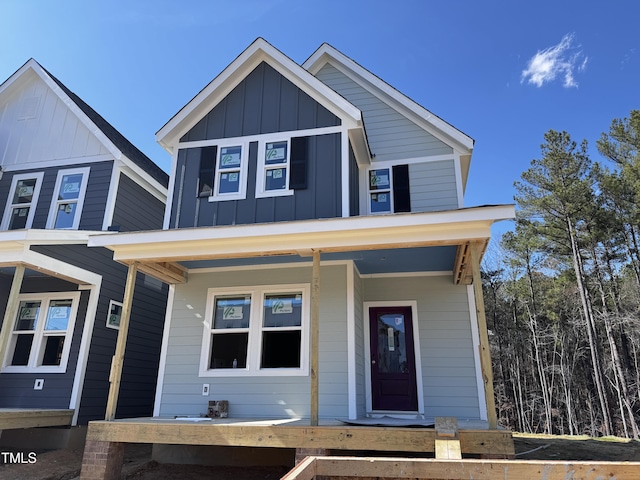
{"left": 470, "top": 243, "right": 497, "bottom": 429}
{"left": 136, "top": 261, "right": 187, "bottom": 284}
{"left": 0, "top": 264, "right": 25, "bottom": 367}
{"left": 310, "top": 250, "right": 320, "bottom": 426}
{"left": 104, "top": 262, "right": 138, "bottom": 421}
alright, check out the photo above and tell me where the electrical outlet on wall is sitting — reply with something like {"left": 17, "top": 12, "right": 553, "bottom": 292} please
{"left": 34, "top": 379, "right": 44, "bottom": 390}
{"left": 202, "top": 384, "right": 209, "bottom": 396}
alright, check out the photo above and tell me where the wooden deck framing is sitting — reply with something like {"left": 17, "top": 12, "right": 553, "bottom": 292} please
{"left": 0, "top": 408, "right": 74, "bottom": 430}
{"left": 85, "top": 417, "right": 514, "bottom": 457}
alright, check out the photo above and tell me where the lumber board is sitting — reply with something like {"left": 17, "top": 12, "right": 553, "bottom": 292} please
{"left": 301, "top": 456, "right": 640, "bottom": 480}
{"left": 0, "top": 409, "right": 74, "bottom": 430}
{"left": 86, "top": 421, "right": 514, "bottom": 456}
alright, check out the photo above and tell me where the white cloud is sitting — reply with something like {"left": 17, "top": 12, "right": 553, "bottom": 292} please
{"left": 521, "top": 33, "right": 588, "bottom": 88}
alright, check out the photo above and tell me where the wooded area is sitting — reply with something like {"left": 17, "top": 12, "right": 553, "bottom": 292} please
{"left": 484, "top": 110, "right": 640, "bottom": 438}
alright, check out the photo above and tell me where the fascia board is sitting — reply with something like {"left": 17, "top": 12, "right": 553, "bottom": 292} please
{"left": 0, "top": 229, "right": 112, "bottom": 247}
{"left": 304, "top": 44, "right": 474, "bottom": 154}
{"left": 155, "top": 38, "right": 362, "bottom": 152}
{"left": 89, "top": 205, "right": 515, "bottom": 261}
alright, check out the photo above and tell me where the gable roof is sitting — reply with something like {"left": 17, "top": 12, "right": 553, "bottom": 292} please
{"left": 156, "top": 38, "right": 365, "bottom": 153}
{"left": 0, "top": 59, "right": 168, "bottom": 188}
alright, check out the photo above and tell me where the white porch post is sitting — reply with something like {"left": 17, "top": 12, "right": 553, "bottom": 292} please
{"left": 470, "top": 243, "right": 497, "bottom": 429}
{"left": 310, "top": 250, "right": 320, "bottom": 426}
{"left": 0, "top": 264, "right": 26, "bottom": 367}
{"left": 105, "top": 261, "right": 138, "bottom": 421}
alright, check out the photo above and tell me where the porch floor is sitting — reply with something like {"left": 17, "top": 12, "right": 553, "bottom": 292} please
{"left": 0, "top": 408, "right": 74, "bottom": 430}
{"left": 85, "top": 416, "right": 514, "bottom": 457}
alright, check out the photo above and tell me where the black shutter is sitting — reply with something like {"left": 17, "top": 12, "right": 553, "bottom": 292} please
{"left": 198, "top": 146, "right": 217, "bottom": 197}
{"left": 392, "top": 164, "right": 411, "bottom": 213}
{"left": 289, "top": 137, "right": 308, "bottom": 190}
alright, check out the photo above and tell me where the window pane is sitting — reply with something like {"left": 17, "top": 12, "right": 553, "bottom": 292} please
{"left": 11, "top": 334, "right": 33, "bottom": 366}
{"left": 8, "top": 207, "right": 30, "bottom": 230}
{"left": 265, "top": 167, "right": 287, "bottom": 191}
{"left": 213, "top": 296, "right": 251, "bottom": 329}
{"left": 210, "top": 332, "right": 248, "bottom": 369}
{"left": 219, "top": 146, "right": 242, "bottom": 169}
{"left": 15, "top": 301, "right": 40, "bottom": 331}
{"left": 45, "top": 300, "right": 72, "bottom": 331}
{"left": 376, "top": 314, "right": 409, "bottom": 374}
{"left": 369, "top": 169, "right": 390, "bottom": 190}
{"left": 261, "top": 331, "right": 301, "bottom": 368}
{"left": 265, "top": 141, "right": 287, "bottom": 165}
{"left": 108, "top": 302, "right": 122, "bottom": 328}
{"left": 218, "top": 172, "right": 240, "bottom": 194}
{"left": 263, "top": 294, "right": 302, "bottom": 327}
{"left": 41, "top": 336, "right": 65, "bottom": 366}
{"left": 58, "top": 174, "right": 83, "bottom": 200}
{"left": 13, "top": 178, "right": 37, "bottom": 204}
{"left": 54, "top": 203, "right": 77, "bottom": 228}
{"left": 370, "top": 192, "right": 391, "bottom": 213}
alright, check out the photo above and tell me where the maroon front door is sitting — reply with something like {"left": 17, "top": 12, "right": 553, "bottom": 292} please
{"left": 369, "top": 306, "right": 418, "bottom": 411}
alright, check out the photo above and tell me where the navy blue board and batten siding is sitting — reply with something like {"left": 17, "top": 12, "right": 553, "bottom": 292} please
{"left": 111, "top": 172, "right": 165, "bottom": 232}
{"left": 170, "top": 62, "right": 345, "bottom": 228}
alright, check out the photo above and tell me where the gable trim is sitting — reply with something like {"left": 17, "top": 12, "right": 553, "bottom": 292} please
{"left": 303, "top": 45, "right": 474, "bottom": 154}
{"left": 156, "top": 38, "right": 363, "bottom": 152}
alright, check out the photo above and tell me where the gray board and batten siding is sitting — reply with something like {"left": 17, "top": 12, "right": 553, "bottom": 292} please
{"left": 170, "top": 62, "right": 346, "bottom": 228}
{"left": 29, "top": 244, "right": 167, "bottom": 424}
{"left": 0, "top": 275, "right": 88, "bottom": 410}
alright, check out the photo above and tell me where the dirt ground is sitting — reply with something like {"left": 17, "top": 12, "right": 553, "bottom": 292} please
{"left": 1, "top": 434, "right": 639, "bottom": 479}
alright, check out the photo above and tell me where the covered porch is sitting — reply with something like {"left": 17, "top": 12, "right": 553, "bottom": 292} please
{"left": 82, "top": 205, "right": 515, "bottom": 479}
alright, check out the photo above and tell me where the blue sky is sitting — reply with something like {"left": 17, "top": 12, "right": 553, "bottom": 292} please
{"left": 1, "top": 1, "right": 638, "bottom": 236}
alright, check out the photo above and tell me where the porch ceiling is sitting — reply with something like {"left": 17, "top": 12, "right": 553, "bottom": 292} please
{"left": 88, "top": 205, "right": 515, "bottom": 285}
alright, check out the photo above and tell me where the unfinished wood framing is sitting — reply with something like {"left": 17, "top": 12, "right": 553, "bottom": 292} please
{"left": 0, "top": 263, "right": 25, "bottom": 367}
{"left": 470, "top": 242, "right": 497, "bottom": 429}
{"left": 310, "top": 250, "right": 320, "bottom": 426}
{"left": 85, "top": 419, "right": 515, "bottom": 457}
{"left": 282, "top": 456, "right": 640, "bottom": 480}
{"left": 104, "top": 262, "right": 138, "bottom": 421}
{"left": 434, "top": 416, "right": 461, "bottom": 459}
{"left": 0, "top": 408, "right": 74, "bottom": 430}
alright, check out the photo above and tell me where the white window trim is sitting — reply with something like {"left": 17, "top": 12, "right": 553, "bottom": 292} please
{"left": 106, "top": 300, "right": 123, "bottom": 330}
{"left": 46, "top": 167, "right": 91, "bottom": 229}
{"left": 1, "top": 172, "right": 45, "bottom": 230}
{"left": 2, "top": 291, "right": 81, "bottom": 374}
{"left": 255, "top": 135, "right": 294, "bottom": 199}
{"left": 208, "top": 140, "right": 249, "bottom": 202}
{"left": 366, "top": 166, "right": 394, "bottom": 215}
{"left": 199, "top": 284, "right": 310, "bottom": 377}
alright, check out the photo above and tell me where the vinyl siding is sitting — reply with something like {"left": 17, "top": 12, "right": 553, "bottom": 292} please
{"left": 29, "top": 244, "right": 167, "bottom": 424}
{"left": 408, "top": 160, "right": 459, "bottom": 211}
{"left": 111, "top": 172, "right": 165, "bottom": 231}
{"left": 362, "top": 275, "right": 481, "bottom": 419}
{"left": 0, "top": 161, "right": 113, "bottom": 231}
{"left": 0, "top": 277, "right": 88, "bottom": 409}
{"left": 315, "top": 64, "right": 453, "bottom": 162}
{"left": 0, "top": 71, "right": 109, "bottom": 168}
{"left": 158, "top": 264, "right": 349, "bottom": 419}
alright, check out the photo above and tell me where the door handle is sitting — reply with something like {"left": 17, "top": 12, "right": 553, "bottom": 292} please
{"left": 372, "top": 360, "right": 376, "bottom": 364}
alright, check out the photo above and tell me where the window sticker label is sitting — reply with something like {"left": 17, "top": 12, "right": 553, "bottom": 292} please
{"left": 271, "top": 299, "right": 293, "bottom": 314}
{"left": 223, "top": 306, "right": 243, "bottom": 320}
{"left": 220, "top": 146, "right": 242, "bottom": 167}
{"left": 388, "top": 327, "right": 395, "bottom": 351}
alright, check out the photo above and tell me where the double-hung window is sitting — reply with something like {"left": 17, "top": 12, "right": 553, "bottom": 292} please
{"left": 47, "top": 167, "right": 91, "bottom": 229}
{"left": 200, "top": 284, "right": 310, "bottom": 377}
{"left": 199, "top": 142, "right": 249, "bottom": 202}
{"left": 256, "top": 139, "right": 293, "bottom": 198}
{"left": 367, "top": 164, "right": 411, "bottom": 214}
{"left": 2, "top": 292, "right": 80, "bottom": 373}
{"left": 1, "top": 172, "right": 44, "bottom": 230}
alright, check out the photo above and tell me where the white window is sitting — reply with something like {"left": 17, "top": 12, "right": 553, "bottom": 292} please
{"left": 106, "top": 300, "right": 123, "bottom": 330}
{"left": 2, "top": 292, "right": 80, "bottom": 373}
{"left": 1, "top": 172, "right": 44, "bottom": 230}
{"left": 208, "top": 142, "right": 249, "bottom": 202}
{"left": 368, "top": 167, "right": 393, "bottom": 214}
{"left": 255, "top": 137, "right": 294, "bottom": 198}
{"left": 200, "top": 284, "right": 310, "bottom": 377}
{"left": 47, "top": 167, "right": 91, "bottom": 229}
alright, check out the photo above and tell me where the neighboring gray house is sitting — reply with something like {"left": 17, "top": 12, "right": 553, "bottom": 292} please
{"left": 91, "top": 38, "right": 514, "bottom": 428}
{"left": 0, "top": 59, "right": 168, "bottom": 446}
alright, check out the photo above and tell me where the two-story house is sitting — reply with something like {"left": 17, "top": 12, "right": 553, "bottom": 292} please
{"left": 0, "top": 59, "right": 169, "bottom": 448}
{"left": 84, "top": 38, "right": 515, "bottom": 473}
